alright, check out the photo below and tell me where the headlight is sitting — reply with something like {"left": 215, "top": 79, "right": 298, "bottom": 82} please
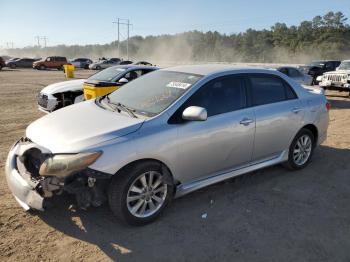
{"left": 39, "top": 151, "right": 102, "bottom": 178}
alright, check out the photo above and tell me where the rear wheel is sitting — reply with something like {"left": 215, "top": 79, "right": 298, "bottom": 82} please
{"left": 284, "top": 128, "right": 315, "bottom": 170}
{"left": 108, "top": 161, "right": 173, "bottom": 225}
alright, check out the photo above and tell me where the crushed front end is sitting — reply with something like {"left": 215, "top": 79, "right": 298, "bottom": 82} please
{"left": 5, "top": 137, "right": 110, "bottom": 211}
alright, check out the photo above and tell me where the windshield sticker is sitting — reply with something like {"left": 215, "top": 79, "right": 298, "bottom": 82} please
{"left": 166, "top": 81, "right": 191, "bottom": 89}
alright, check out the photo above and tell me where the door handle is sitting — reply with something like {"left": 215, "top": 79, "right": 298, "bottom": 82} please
{"left": 292, "top": 107, "right": 302, "bottom": 114}
{"left": 240, "top": 118, "right": 254, "bottom": 126}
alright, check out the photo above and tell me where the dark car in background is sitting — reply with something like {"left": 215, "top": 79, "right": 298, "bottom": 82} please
{"left": 6, "top": 58, "right": 36, "bottom": 68}
{"left": 0, "top": 57, "right": 5, "bottom": 70}
{"left": 70, "top": 58, "right": 93, "bottom": 69}
{"left": 119, "top": 60, "right": 133, "bottom": 65}
{"left": 134, "top": 61, "right": 153, "bottom": 66}
{"left": 299, "top": 60, "right": 341, "bottom": 85}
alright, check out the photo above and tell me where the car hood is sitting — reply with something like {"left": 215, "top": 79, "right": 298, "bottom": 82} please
{"left": 26, "top": 100, "right": 144, "bottom": 153}
{"left": 41, "top": 79, "right": 85, "bottom": 94}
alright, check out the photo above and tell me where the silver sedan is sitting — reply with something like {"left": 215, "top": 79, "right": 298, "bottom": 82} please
{"left": 5, "top": 65, "right": 329, "bottom": 225}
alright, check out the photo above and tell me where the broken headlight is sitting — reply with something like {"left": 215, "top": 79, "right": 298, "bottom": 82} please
{"left": 39, "top": 152, "right": 102, "bottom": 178}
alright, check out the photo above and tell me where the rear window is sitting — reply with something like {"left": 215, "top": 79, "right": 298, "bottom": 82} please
{"left": 250, "top": 75, "right": 296, "bottom": 106}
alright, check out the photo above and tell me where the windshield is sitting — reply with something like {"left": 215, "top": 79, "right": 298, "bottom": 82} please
{"left": 309, "top": 61, "right": 324, "bottom": 67}
{"left": 88, "top": 67, "right": 126, "bottom": 82}
{"left": 106, "top": 70, "right": 202, "bottom": 116}
{"left": 338, "top": 62, "right": 350, "bottom": 70}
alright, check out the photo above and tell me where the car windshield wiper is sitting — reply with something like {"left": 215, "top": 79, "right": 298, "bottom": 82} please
{"left": 115, "top": 102, "right": 138, "bottom": 118}
{"left": 103, "top": 96, "right": 137, "bottom": 118}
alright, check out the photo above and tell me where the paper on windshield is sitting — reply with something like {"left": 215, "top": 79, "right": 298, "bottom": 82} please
{"left": 166, "top": 81, "right": 191, "bottom": 89}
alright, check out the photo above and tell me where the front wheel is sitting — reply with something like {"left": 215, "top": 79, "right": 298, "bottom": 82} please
{"left": 284, "top": 128, "right": 315, "bottom": 170}
{"left": 108, "top": 161, "right": 173, "bottom": 225}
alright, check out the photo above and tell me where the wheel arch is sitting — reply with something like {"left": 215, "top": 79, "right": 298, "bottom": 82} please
{"left": 113, "top": 158, "right": 177, "bottom": 187}
{"left": 301, "top": 123, "right": 318, "bottom": 145}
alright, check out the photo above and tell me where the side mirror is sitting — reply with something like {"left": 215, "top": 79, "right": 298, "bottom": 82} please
{"left": 118, "top": 78, "right": 129, "bottom": 85}
{"left": 182, "top": 106, "right": 207, "bottom": 121}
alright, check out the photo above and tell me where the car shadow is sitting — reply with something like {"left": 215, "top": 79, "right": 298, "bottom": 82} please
{"left": 37, "top": 145, "right": 350, "bottom": 261}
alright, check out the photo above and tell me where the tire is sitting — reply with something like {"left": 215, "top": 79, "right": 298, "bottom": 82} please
{"left": 10, "top": 64, "right": 16, "bottom": 69}
{"left": 96, "top": 66, "right": 101, "bottom": 70}
{"left": 39, "top": 65, "right": 46, "bottom": 70}
{"left": 284, "top": 128, "right": 315, "bottom": 170}
{"left": 108, "top": 161, "right": 173, "bottom": 225}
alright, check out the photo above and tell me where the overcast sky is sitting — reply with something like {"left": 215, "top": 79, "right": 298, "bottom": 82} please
{"left": 0, "top": 0, "right": 349, "bottom": 48}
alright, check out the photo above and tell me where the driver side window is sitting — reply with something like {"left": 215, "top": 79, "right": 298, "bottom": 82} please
{"left": 183, "top": 75, "right": 247, "bottom": 117}
{"left": 124, "top": 70, "right": 143, "bottom": 81}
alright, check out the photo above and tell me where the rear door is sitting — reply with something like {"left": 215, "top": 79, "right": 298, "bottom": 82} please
{"left": 248, "top": 74, "right": 304, "bottom": 162}
{"left": 174, "top": 75, "right": 256, "bottom": 183}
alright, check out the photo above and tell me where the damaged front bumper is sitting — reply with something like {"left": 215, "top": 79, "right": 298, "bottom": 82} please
{"left": 5, "top": 141, "right": 44, "bottom": 210}
{"left": 5, "top": 139, "right": 112, "bottom": 211}
{"left": 37, "top": 93, "right": 58, "bottom": 113}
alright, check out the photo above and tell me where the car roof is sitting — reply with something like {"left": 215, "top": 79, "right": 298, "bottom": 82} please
{"left": 161, "top": 64, "right": 280, "bottom": 76}
{"left": 109, "top": 65, "right": 159, "bottom": 70}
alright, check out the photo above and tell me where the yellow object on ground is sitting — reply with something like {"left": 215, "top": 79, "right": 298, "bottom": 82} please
{"left": 64, "top": 64, "right": 75, "bottom": 78}
{"left": 83, "top": 83, "right": 120, "bottom": 100}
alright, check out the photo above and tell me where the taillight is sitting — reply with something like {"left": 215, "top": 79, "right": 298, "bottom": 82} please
{"left": 326, "top": 102, "right": 331, "bottom": 111}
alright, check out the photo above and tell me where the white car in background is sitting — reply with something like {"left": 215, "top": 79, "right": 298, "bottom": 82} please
{"left": 37, "top": 79, "right": 86, "bottom": 112}
{"left": 277, "top": 66, "right": 313, "bottom": 85}
{"left": 319, "top": 60, "right": 350, "bottom": 96}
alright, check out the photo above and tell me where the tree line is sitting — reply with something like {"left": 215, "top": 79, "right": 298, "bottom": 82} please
{"left": 4, "top": 12, "right": 350, "bottom": 64}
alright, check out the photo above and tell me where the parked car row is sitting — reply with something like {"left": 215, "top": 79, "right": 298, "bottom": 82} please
{"left": 5, "top": 63, "right": 330, "bottom": 225}
{"left": 0, "top": 55, "right": 153, "bottom": 71}
{"left": 38, "top": 65, "right": 158, "bottom": 112}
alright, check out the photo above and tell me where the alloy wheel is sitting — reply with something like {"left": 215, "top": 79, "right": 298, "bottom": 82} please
{"left": 126, "top": 171, "right": 167, "bottom": 218}
{"left": 293, "top": 134, "right": 312, "bottom": 166}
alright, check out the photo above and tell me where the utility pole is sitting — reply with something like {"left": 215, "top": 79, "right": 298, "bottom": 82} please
{"left": 112, "top": 18, "right": 132, "bottom": 59}
{"left": 35, "top": 36, "right": 41, "bottom": 47}
{"left": 6, "top": 42, "right": 14, "bottom": 49}
{"left": 41, "top": 36, "right": 48, "bottom": 48}
{"left": 126, "top": 19, "right": 130, "bottom": 60}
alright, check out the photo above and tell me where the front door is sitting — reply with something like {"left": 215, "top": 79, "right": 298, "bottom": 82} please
{"left": 174, "top": 75, "right": 256, "bottom": 183}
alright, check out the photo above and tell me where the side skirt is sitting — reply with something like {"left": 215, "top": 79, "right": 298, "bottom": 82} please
{"left": 174, "top": 150, "right": 288, "bottom": 198}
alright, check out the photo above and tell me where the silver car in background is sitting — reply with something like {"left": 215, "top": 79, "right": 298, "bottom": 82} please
{"left": 277, "top": 66, "right": 313, "bottom": 85}
{"left": 5, "top": 65, "right": 329, "bottom": 225}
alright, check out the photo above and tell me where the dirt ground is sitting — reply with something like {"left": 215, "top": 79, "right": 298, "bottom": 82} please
{"left": 0, "top": 68, "right": 350, "bottom": 262}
